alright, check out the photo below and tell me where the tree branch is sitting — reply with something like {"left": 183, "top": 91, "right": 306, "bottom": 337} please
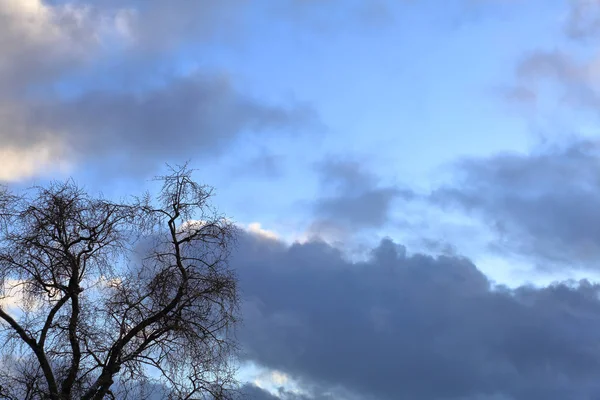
{"left": 0, "top": 307, "right": 60, "bottom": 400}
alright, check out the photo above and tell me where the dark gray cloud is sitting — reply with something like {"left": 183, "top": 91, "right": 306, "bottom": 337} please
{"left": 235, "top": 230, "right": 600, "bottom": 400}
{"left": 240, "top": 384, "right": 335, "bottom": 400}
{"left": 486, "top": 1, "right": 600, "bottom": 266}
{"left": 310, "top": 160, "right": 413, "bottom": 234}
{"left": 27, "top": 73, "right": 313, "bottom": 176}
{"left": 241, "top": 384, "right": 281, "bottom": 400}
{"left": 430, "top": 137, "right": 600, "bottom": 267}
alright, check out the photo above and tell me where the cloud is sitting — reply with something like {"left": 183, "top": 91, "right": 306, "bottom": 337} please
{"left": 0, "top": 0, "right": 318, "bottom": 181}
{"left": 65, "top": 0, "right": 247, "bottom": 51}
{"left": 234, "top": 230, "right": 600, "bottom": 399}
{"left": 0, "top": 73, "right": 314, "bottom": 181}
{"left": 310, "top": 159, "right": 413, "bottom": 236}
{"left": 245, "top": 223, "right": 280, "bottom": 241}
{"left": 504, "top": 2, "right": 600, "bottom": 113}
{"left": 229, "top": 152, "right": 285, "bottom": 180}
{"left": 0, "top": 141, "right": 71, "bottom": 182}
{"left": 34, "top": 73, "right": 312, "bottom": 175}
{"left": 0, "top": 279, "right": 26, "bottom": 312}
{"left": 504, "top": 49, "right": 600, "bottom": 115}
{"left": 486, "top": 1, "right": 600, "bottom": 267}
{"left": 240, "top": 383, "right": 334, "bottom": 400}
{"left": 241, "top": 384, "right": 282, "bottom": 400}
{"left": 516, "top": 50, "right": 595, "bottom": 87}
{"left": 0, "top": 0, "right": 132, "bottom": 94}
{"left": 497, "top": 85, "right": 538, "bottom": 106}
{"left": 241, "top": 369, "right": 334, "bottom": 400}
{"left": 430, "top": 137, "right": 600, "bottom": 267}
{"left": 565, "top": 0, "right": 600, "bottom": 40}
{"left": 270, "top": 0, "right": 396, "bottom": 35}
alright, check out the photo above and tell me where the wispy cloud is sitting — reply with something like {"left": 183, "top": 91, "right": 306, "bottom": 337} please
{"left": 309, "top": 159, "right": 413, "bottom": 239}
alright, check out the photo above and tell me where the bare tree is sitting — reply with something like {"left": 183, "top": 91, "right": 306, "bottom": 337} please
{"left": 0, "top": 166, "right": 239, "bottom": 400}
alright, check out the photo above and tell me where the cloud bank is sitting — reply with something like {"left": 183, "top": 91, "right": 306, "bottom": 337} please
{"left": 234, "top": 230, "right": 600, "bottom": 400}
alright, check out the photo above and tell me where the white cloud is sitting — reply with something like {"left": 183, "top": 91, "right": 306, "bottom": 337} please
{"left": 0, "top": 279, "right": 25, "bottom": 312}
{"left": 0, "top": 140, "right": 71, "bottom": 182}
{"left": 246, "top": 223, "right": 280, "bottom": 241}
{"left": 251, "top": 368, "right": 308, "bottom": 398}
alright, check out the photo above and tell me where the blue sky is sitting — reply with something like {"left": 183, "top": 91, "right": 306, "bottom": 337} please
{"left": 5, "top": 0, "right": 600, "bottom": 398}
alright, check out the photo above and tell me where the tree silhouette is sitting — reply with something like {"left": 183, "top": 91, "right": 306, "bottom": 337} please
{"left": 0, "top": 166, "right": 239, "bottom": 400}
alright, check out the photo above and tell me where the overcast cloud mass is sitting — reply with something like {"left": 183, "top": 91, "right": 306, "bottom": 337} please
{"left": 236, "top": 232, "right": 600, "bottom": 400}
{"left": 4, "top": 0, "right": 600, "bottom": 399}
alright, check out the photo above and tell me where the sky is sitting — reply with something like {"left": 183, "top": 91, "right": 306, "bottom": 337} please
{"left": 4, "top": 0, "right": 600, "bottom": 398}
